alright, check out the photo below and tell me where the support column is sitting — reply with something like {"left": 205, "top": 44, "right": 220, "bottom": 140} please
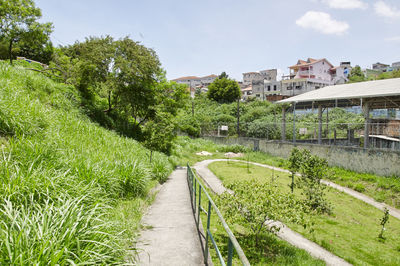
{"left": 363, "top": 101, "right": 370, "bottom": 149}
{"left": 292, "top": 103, "right": 296, "bottom": 144}
{"left": 318, "top": 105, "right": 322, "bottom": 145}
{"left": 282, "top": 107, "right": 286, "bottom": 142}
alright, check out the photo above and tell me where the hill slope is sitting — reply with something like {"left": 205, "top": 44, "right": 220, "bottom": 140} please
{"left": 0, "top": 62, "right": 173, "bottom": 264}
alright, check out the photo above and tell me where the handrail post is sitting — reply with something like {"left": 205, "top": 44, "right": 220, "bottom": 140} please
{"left": 194, "top": 178, "right": 197, "bottom": 210}
{"left": 197, "top": 185, "right": 201, "bottom": 229}
{"left": 204, "top": 201, "right": 212, "bottom": 264}
{"left": 227, "top": 238, "right": 233, "bottom": 266}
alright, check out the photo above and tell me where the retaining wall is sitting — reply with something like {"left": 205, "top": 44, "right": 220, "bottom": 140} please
{"left": 203, "top": 136, "right": 400, "bottom": 177}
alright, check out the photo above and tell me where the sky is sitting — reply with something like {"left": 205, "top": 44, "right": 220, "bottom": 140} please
{"left": 35, "top": 0, "right": 400, "bottom": 81}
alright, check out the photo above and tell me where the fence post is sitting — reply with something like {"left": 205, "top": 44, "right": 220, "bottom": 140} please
{"left": 193, "top": 178, "right": 197, "bottom": 210}
{"left": 204, "top": 201, "right": 212, "bottom": 264}
{"left": 197, "top": 185, "right": 201, "bottom": 229}
{"left": 227, "top": 238, "right": 233, "bottom": 266}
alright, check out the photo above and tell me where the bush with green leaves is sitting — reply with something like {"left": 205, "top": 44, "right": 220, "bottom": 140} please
{"left": 297, "top": 151, "right": 332, "bottom": 214}
{"left": 218, "top": 180, "right": 309, "bottom": 248}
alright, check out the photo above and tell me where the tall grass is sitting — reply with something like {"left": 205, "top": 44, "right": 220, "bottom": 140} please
{"left": 0, "top": 62, "right": 173, "bottom": 263}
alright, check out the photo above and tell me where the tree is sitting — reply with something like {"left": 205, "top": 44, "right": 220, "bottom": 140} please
{"left": 143, "top": 111, "right": 176, "bottom": 157}
{"left": 218, "top": 71, "right": 229, "bottom": 79}
{"left": 0, "top": 0, "right": 53, "bottom": 64}
{"left": 53, "top": 36, "right": 116, "bottom": 102}
{"left": 298, "top": 151, "right": 332, "bottom": 214}
{"left": 113, "top": 37, "right": 163, "bottom": 128}
{"left": 218, "top": 180, "right": 309, "bottom": 248}
{"left": 348, "top": 65, "right": 366, "bottom": 83}
{"left": 207, "top": 77, "right": 241, "bottom": 103}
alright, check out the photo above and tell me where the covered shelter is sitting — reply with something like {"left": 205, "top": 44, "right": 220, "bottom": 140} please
{"left": 277, "top": 78, "right": 400, "bottom": 148}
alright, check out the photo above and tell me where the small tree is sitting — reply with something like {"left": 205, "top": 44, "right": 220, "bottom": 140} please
{"left": 218, "top": 181, "right": 309, "bottom": 248}
{"left": 207, "top": 77, "right": 241, "bottom": 103}
{"left": 378, "top": 208, "right": 390, "bottom": 240}
{"left": 348, "top": 65, "right": 365, "bottom": 83}
{"left": 298, "top": 152, "right": 332, "bottom": 214}
{"left": 288, "top": 147, "right": 307, "bottom": 193}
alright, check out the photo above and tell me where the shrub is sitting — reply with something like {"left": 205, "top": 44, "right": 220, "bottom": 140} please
{"left": 297, "top": 149, "right": 332, "bottom": 214}
{"left": 218, "top": 180, "right": 309, "bottom": 248}
{"left": 151, "top": 156, "right": 172, "bottom": 183}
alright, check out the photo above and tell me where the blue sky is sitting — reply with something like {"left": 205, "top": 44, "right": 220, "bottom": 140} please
{"left": 36, "top": 0, "right": 400, "bottom": 80}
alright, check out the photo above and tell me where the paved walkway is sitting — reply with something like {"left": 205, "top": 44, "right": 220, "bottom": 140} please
{"left": 194, "top": 159, "right": 351, "bottom": 266}
{"left": 136, "top": 168, "right": 204, "bottom": 266}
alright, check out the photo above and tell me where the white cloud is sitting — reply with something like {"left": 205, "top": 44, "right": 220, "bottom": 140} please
{"left": 374, "top": 1, "right": 400, "bottom": 19}
{"left": 296, "top": 11, "right": 349, "bottom": 35}
{"left": 385, "top": 36, "right": 400, "bottom": 42}
{"left": 322, "top": 0, "right": 368, "bottom": 9}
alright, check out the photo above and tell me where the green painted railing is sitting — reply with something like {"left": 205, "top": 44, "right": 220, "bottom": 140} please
{"left": 187, "top": 164, "right": 250, "bottom": 266}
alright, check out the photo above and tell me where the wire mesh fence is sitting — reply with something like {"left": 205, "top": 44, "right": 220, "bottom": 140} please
{"left": 199, "top": 121, "right": 400, "bottom": 150}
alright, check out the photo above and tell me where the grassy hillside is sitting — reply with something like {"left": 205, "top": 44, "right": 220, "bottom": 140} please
{"left": 0, "top": 62, "right": 173, "bottom": 264}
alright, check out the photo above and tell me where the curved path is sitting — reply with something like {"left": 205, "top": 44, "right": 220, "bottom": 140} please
{"left": 136, "top": 168, "right": 203, "bottom": 265}
{"left": 194, "top": 159, "right": 353, "bottom": 266}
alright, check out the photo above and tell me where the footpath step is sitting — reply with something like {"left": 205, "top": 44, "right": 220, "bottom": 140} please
{"left": 136, "top": 168, "right": 204, "bottom": 266}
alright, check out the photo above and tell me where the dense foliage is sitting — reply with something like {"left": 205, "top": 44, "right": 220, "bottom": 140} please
{"left": 0, "top": 63, "right": 174, "bottom": 264}
{"left": 218, "top": 181, "right": 309, "bottom": 247}
{"left": 49, "top": 36, "right": 189, "bottom": 152}
{"left": 207, "top": 76, "right": 241, "bottom": 103}
{"left": 177, "top": 94, "right": 364, "bottom": 141}
{"left": 0, "top": 0, "right": 53, "bottom": 64}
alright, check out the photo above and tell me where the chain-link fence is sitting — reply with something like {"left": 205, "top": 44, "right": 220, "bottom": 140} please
{"left": 199, "top": 121, "right": 400, "bottom": 150}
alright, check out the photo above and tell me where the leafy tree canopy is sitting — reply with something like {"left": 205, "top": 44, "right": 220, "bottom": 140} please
{"left": 0, "top": 0, "right": 53, "bottom": 64}
{"left": 207, "top": 77, "right": 241, "bottom": 103}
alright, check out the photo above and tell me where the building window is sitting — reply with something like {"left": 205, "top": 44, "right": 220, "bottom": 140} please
{"left": 273, "top": 85, "right": 277, "bottom": 91}
{"left": 287, "top": 86, "right": 292, "bottom": 90}
{"left": 267, "top": 85, "right": 271, "bottom": 91}
{"left": 256, "top": 94, "right": 260, "bottom": 97}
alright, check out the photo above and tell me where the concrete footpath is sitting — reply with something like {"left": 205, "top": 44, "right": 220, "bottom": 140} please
{"left": 136, "top": 168, "right": 204, "bottom": 266}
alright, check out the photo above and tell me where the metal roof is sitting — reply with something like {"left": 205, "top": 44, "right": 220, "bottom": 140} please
{"left": 278, "top": 78, "right": 400, "bottom": 104}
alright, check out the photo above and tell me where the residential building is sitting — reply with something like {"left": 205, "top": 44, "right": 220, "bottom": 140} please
{"left": 172, "top": 74, "right": 218, "bottom": 88}
{"left": 251, "top": 79, "right": 281, "bottom": 100}
{"left": 281, "top": 58, "right": 334, "bottom": 96}
{"left": 392, "top": 62, "right": 400, "bottom": 70}
{"left": 172, "top": 74, "right": 218, "bottom": 97}
{"left": 242, "top": 69, "right": 277, "bottom": 86}
{"left": 331, "top": 62, "right": 352, "bottom": 84}
{"left": 241, "top": 85, "right": 253, "bottom": 100}
{"left": 372, "top": 62, "right": 390, "bottom": 71}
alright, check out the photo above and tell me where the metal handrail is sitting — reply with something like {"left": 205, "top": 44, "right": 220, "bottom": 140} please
{"left": 187, "top": 164, "right": 250, "bottom": 266}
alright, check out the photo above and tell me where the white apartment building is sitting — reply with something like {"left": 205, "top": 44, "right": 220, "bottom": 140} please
{"left": 281, "top": 58, "right": 349, "bottom": 97}
{"left": 172, "top": 74, "right": 218, "bottom": 88}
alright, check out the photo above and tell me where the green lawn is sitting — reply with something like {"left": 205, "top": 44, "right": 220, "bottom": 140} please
{"left": 173, "top": 137, "right": 400, "bottom": 210}
{"left": 192, "top": 171, "right": 324, "bottom": 266}
{"left": 230, "top": 151, "right": 400, "bottom": 209}
{"left": 208, "top": 161, "right": 400, "bottom": 265}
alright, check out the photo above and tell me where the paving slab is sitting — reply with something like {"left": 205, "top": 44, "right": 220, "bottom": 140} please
{"left": 136, "top": 168, "right": 204, "bottom": 266}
